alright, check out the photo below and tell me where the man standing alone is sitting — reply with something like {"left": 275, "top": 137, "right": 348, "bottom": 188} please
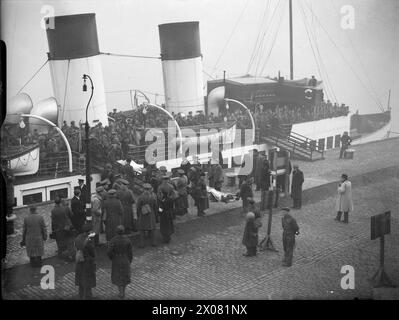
{"left": 291, "top": 165, "right": 304, "bottom": 209}
{"left": 335, "top": 174, "right": 353, "bottom": 223}
{"left": 282, "top": 208, "right": 299, "bottom": 267}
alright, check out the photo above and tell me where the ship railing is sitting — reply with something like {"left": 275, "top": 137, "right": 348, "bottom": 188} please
{"left": 37, "top": 151, "right": 85, "bottom": 177}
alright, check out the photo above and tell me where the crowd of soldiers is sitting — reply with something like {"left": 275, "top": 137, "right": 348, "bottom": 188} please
{"left": 254, "top": 100, "right": 350, "bottom": 129}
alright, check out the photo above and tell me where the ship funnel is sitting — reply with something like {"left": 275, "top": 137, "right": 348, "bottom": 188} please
{"left": 5, "top": 93, "right": 33, "bottom": 124}
{"left": 29, "top": 97, "right": 59, "bottom": 134}
{"left": 45, "top": 13, "right": 108, "bottom": 127}
{"left": 158, "top": 21, "right": 205, "bottom": 115}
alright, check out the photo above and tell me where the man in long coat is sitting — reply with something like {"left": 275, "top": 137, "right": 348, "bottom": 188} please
{"left": 107, "top": 225, "right": 133, "bottom": 299}
{"left": 102, "top": 189, "right": 124, "bottom": 242}
{"left": 116, "top": 179, "right": 136, "bottom": 233}
{"left": 51, "top": 197, "right": 73, "bottom": 258}
{"left": 75, "top": 224, "right": 96, "bottom": 299}
{"left": 237, "top": 176, "right": 254, "bottom": 213}
{"left": 78, "top": 178, "right": 88, "bottom": 207}
{"left": 21, "top": 206, "right": 47, "bottom": 267}
{"left": 136, "top": 183, "right": 158, "bottom": 247}
{"left": 282, "top": 208, "right": 299, "bottom": 267}
{"left": 70, "top": 188, "right": 86, "bottom": 234}
{"left": 291, "top": 165, "right": 304, "bottom": 209}
{"left": 208, "top": 160, "right": 224, "bottom": 191}
{"left": 335, "top": 174, "right": 353, "bottom": 223}
{"left": 175, "top": 169, "right": 189, "bottom": 216}
{"left": 242, "top": 211, "right": 261, "bottom": 257}
{"left": 157, "top": 175, "right": 175, "bottom": 243}
{"left": 91, "top": 186, "right": 104, "bottom": 246}
{"left": 192, "top": 172, "right": 209, "bottom": 217}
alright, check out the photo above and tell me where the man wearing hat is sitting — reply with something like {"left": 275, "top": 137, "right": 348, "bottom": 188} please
{"left": 21, "top": 206, "right": 47, "bottom": 268}
{"left": 335, "top": 174, "right": 353, "bottom": 223}
{"left": 78, "top": 178, "right": 88, "bottom": 207}
{"left": 107, "top": 225, "right": 133, "bottom": 299}
{"left": 70, "top": 188, "right": 86, "bottom": 234}
{"left": 157, "top": 173, "right": 175, "bottom": 242}
{"left": 117, "top": 179, "right": 136, "bottom": 233}
{"left": 75, "top": 223, "right": 97, "bottom": 299}
{"left": 208, "top": 159, "right": 224, "bottom": 192}
{"left": 91, "top": 186, "right": 104, "bottom": 246}
{"left": 137, "top": 183, "right": 158, "bottom": 248}
{"left": 281, "top": 208, "right": 299, "bottom": 267}
{"left": 175, "top": 169, "right": 189, "bottom": 216}
{"left": 121, "top": 157, "right": 135, "bottom": 188}
{"left": 192, "top": 171, "right": 209, "bottom": 217}
{"left": 102, "top": 189, "right": 124, "bottom": 242}
{"left": 236, "top": 176, "right": 254, "bottom": 214}
{"left": 291, "top": 164, "right": 304, "bottom": 209}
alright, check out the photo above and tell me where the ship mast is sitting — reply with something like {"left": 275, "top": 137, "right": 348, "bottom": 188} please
{"left": 387, "top": 89, "right": 391, "bottom": 112}
{"left": 289, "top": 0, "right": 294, "bottom": 80}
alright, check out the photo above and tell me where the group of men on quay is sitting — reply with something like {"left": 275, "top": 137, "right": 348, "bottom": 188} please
{"left": 17, "top": 139, "right": 348, "bottom": 299}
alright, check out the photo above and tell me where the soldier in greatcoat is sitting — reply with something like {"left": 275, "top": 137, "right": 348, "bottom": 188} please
{"left": 208, "top": 160, "right": 224, "bottom": 191}
{"left": 192, "top": 171, "right": 209, "bottom": 217}
{"left": 281, "top": 208, "right": 299, "bottom": 267}
{"left": 91, "top": 186, "right": 104, "bottom": 246}
{"left": 51, "top": 197, "right": 73, "bottom": 258}
{"left": 136, "top": 183, "right": 158, "bottom": 248}
{"left": 107, "top": 225, "right": 133, "bottom": 299}
{"left": 21, "top": 206, "right": 47, "bottom": 268}
{"left": 117, "top": 179, "right": 136, "bottom": 233}
{"left": 242, "top": 211, "right": 262, "bottom": 257}
{"left": 291, "top": 165, "right": 304, "bottom": 209}
{"left": 102, "top": 189, "right": 124, "bottom": 242}
{"left": 237, "top": 176, "right": 254, "bottom": 213}
{"left": 174, "top": 169, "right": 189, "bottom": 216}
{"left": 157, "top": 175, "right": 175, "bottom": 243}
{"left": 74, "top": 224, "right": 96, "bottom": 299}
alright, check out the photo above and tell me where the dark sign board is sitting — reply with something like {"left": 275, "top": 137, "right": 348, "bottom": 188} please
{"left": 371, "top": 211, "right": 391, "bottom": 240}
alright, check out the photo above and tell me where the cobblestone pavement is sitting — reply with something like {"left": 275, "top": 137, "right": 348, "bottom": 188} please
{"left": 4, "top": 137, "right": 399, "bottom": 268}
{"left": 3, "top": 177, "right": 399, "bottom": 299}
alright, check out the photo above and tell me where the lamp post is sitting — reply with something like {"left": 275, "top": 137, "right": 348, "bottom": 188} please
{"left": 82, "top": 74, "right": 94, "bottom": 222}
{"left": 224, "top": 98, "right": 256, "bottom": 143}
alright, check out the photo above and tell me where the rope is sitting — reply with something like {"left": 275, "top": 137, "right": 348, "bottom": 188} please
{"left": 253, "top": 0, "right": 283, "bottom": 76}
{"left": 16, "top": 59, "right": 48, "bottom": 95}
{"left": 302, "top": 0, "right": 385, "bottom": 113}
{"left": 100, "top": 52, "right": 160, "bottom": 60}
{"left": 328, "top": 0, "right": 385, "bottom": 111}
{"left": 211, "top": 0, "right": 251, "bottom": 74}
{"left": 258, "top": 0, "right": 286, "bottom": 76}
{"left": 61, "top": 59, "right": 70, "bottom": 123}
{"left": 246, "top": 0, "right": 270, "bottom": 73}
{"left": 298, "top": 1, "right": 338, "bottom": 102}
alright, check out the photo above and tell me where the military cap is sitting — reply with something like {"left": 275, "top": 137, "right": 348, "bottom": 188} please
{"left": 108, "top": 189, "right": 117, "bottom": 195}
{"left": 159, "top": 166, "right": 167, "bottom": 172}
{"left": 114, "top": 173, "right": 122, "bottom": 179}
{"left": 100, "top": 179, "right": 110, "bottom": 185}
{"left": 143, "top": 183, "right": 152, "bottom": 190}
{"left": 177, "top": 169, "right": 185, "bottom": 175}
{"left": 116, "top": 225, "right": 125, "bottom": 235}
{"left": 118, "top": 178, "right": 129, "bottom": 185}
{"left": 246, "top": 212, "right": 255, "bottom": 220}
{"left": 78, "top": 178, "right": 84, "bottom": 182}
{"left": 281, "top": 207, "right": 290, "bottom": 212}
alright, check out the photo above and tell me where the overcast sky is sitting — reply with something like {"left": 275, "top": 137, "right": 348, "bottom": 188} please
{"left": 1, "top": 0, "right": 398, "bottom": 131}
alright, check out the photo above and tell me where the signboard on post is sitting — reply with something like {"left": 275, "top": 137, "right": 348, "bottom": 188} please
{"left": 370, "top": 211, "right": 395, "bottom": 288}
{"left": 371, "top": 211, "right": 391, "bottom": 240}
